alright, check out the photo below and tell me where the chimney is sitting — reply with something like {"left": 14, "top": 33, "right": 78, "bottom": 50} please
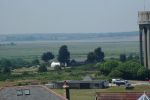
{"left": 63, "top": 80, "right": 70, "bottom": 100}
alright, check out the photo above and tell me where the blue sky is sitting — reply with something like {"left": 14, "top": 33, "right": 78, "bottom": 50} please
{"left": 0, "top": 0, "right": 150, "bottom": 34}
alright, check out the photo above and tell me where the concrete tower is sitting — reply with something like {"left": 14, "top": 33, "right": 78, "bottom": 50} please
{"left": 138, "top": 11, "right": 150, "bottom": 69}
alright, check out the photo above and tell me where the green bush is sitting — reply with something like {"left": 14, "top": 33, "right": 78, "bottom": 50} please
{"left": 137, "top": 66, "right": 150, "bottom": 80}
{"left": 116, "top": 61, "right": 141, "bottom": 80}
{"left": 3, "top": 67, "right": 11, "bottom": 74}
{"left": 54, "top": 65, "right": 62, "bottom": 71}
{"left": 22, "top": 71, "right": 29, "bottom": 76}
{"left": 38, "top": 64, "right": 48, "bottom": 72}
{"left": 109, "top": 69, "right": 123, "bottom": 78}
{"left": 99, "top": 60, "right": 119, "bottom": 75}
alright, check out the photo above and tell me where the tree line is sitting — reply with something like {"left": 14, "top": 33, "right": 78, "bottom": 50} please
{"left": 96, "top": 60, "right": 150, "bottom": 80}
{"left": 39, "top": 45, "right": 105, "bottom": 72}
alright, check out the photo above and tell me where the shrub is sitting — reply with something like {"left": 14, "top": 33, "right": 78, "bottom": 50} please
{"left": 99, "top": 60, "right": 119, "bottom": 75}
{"left": 109, "top": 70, "right": 123, "bottom": 78}
{"left": 137, "top": 67, "right": 150, "bottom": 80}
{"left": 38, "top": 64, "right": 48, "bottom": 72}
{"left": 116, "top": 61, "right": 141, "bottom": 79}
{"left": 54, "top": 65, "right": 61, "bottom": 71}
{"left": 3, "top": 67, "right": 11, "bottom": 74}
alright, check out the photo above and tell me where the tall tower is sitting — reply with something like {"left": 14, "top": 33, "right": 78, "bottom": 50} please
{"left": 138, "top": 11, "right": 150, "bottom": 69}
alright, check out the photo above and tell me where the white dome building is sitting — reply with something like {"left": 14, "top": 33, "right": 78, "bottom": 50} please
{"left": 51, "top": 62, "right": 61, "bottom": 68}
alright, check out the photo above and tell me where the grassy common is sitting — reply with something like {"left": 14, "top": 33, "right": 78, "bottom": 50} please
{"left": 0, "top": 64, "right": 97, "bottom": 84}
{"left": 0, "top": 41, "right": 139, "bottom": 61}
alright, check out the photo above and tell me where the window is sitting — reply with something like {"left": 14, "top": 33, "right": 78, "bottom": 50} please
{"left": 16, "top": 90, "right": 23, "bottom": 96}
{"left": 95, "top": 83, "right": 99, "bottom": 87}
{"left": 24, "top": 89, "right": 30, "bottom": 95}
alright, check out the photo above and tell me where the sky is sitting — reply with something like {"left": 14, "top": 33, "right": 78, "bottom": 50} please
{"left": 0, "top": 0, "right": 150, "bottom": 34}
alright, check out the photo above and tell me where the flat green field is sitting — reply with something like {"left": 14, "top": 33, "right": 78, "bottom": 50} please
{"left": 0, "top": 41, "right": 139, "bottom": 61}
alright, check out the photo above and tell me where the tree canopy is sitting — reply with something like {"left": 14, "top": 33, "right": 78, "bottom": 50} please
{"left": 137, "top": 67, "right": 150, "bottom": 80}
{"left": 38, "top": 64, "right": 48, "bottom": 72}
{"left": 0, "top": 58, "right": 12, "bottom": 68}
{"left": 41, "top": 52, "right": 54, "bottom": 62}
{"left": 3, "top": 66, "right": 11, "bottom": 74}
{"left": 87, "top": 52, "right": 95, "bottom": 63}
{"left": 86, "top": 47, "right": 105, "bottom": 63}
{"left": 99, "top": 60, "right": 119, "bottom": 75}
{"left": 57, "top": 45, "right": 70, "bottom": 65}
{"left": 116, "top": 61, "right": 141, "bottom": 79}
{"left": 94, "top": 47, "right": 104, "bottom": 62}
{"left": 120, "top": 54, "right": 126, "bottom": 62}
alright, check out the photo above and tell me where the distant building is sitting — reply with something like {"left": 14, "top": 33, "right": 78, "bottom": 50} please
{"left": 47, "top": 80, "right": 109, "bottom": 89}
{"left": 55, "top": 80, "right": 108, "bottom": 89}
{"left": 0, "top": 85, "right": 66, "bottom": 100}
{"left": 51, "top": 62, "right": 61, "bottom": 68}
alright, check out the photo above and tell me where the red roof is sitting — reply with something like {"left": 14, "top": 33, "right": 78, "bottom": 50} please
{"left": 96, "top": 92, "right": 150, "bottom": 100}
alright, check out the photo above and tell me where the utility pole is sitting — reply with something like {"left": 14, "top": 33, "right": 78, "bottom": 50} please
{"left": 63, "top": 80, "right": 70, "bottom": 100}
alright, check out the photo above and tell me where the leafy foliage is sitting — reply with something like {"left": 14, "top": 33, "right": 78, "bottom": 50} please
{"left": 54, "top": 65, "right": 62, "bottom": 71}
{"left": 94, "top": 47, "right": 104, "bottom": 62}
{"left": 57, "top": 45, "right": 70, "bottom": 65}
{"left": 38, "top": 64, "right": 48, "bottom": 72}
{"left": 116, "top": 61, "right": 141, "bottom": 79}
{"left": 0, "top": 58, "right": 12, "bottom": 68}
{"left": 0, "top": 58, "right": 32, "bottom": 69}
{"left": 109, "top": 69, "right": 123, "bottom": 78}
{"left": 87, "top": 47, "right": 105, "bottom": 63}
{"left": 3, "top": 66, "right": 11, "bottom": 74}
{"left": 41, "top": 52, "right": 54, "bottom": 62}
{"left": 120, "top": 54, "right": 126, "bottom": 62}
{"left": 99, "top": 60, "right": 119, "bottom": 75}
{"left": 137, "top": 67, "right": 150, "bottom": 80}
{"left": 87, "top": 52, "right": 95, "bottom": 63}
{"left": 32, "top": 59, "right": 40, "bottom": 66}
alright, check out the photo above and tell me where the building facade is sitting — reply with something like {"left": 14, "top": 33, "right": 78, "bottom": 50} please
{"left": 47, "top": 80, "right": 109, "bottom": 89}
{"left": 138, "top": 11, "right": 150, "bottom": 69}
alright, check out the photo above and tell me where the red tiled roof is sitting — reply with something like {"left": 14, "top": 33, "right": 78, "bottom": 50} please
{"left": 96, "top": 92, "right": 150, "bottom": 100}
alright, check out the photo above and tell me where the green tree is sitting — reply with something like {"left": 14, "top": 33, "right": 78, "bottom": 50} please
{"left": 38, "top": 64, "right": 48, "bottom": 72}
{"left": 41, "top": 52, "right": 54, "bottom": 62}
{"left": 94, "top": 47, "right": 104, "bottom": 62}
{"left": 54, "top": 65, "right": 61, "bottom": 71}
{"left": 116, "top": 61, "right": 141, "bottom": 79}
{"left": 87, "top": 52, "right": 95, "bottom": 63}
{"left": 127, "top": 54, "right": 133, "bottom": 60}
{"left": 137, "top": 67, "right": 150, "bottom": 80}
{"left": 99, "top": 60, "right": 119, "bottom": 75}
{"left": 0, "top": 58, "right": 12, "bottom": 68}
{"left": 57, "top": 45, "right": 70, "bottom": 65}
{"left": 11, "top": 58, "right": 31, "bottom": 68}
{"left": 0, "top": 68, "right": 2, "bottom": 73}
{"left": 120, "top": 54, "right": 126, "bottom": 62}
{"left": 3, "top": 66, "right": 11, "bottom": 74}
{"left": 109, "top": 69, "right": 123, "bottom": 78}
{"left": 32, "top": 59, "right": 40, "bottom": 66}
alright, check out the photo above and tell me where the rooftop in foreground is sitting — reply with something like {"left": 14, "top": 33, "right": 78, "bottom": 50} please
{"left": 0, "top": 85, "right": 66, "bottom": 100}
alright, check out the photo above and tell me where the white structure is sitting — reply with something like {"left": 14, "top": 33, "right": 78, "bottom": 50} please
{"left": 51, "top": 62, "right": 61, "bottom": 68}
{"left": 138, "top": 93, "right": 150, "bottom": 100}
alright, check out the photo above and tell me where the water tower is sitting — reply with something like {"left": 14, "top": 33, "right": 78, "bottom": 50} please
{"left": 138, "top": 11, "right": 150, "bottom": 69}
